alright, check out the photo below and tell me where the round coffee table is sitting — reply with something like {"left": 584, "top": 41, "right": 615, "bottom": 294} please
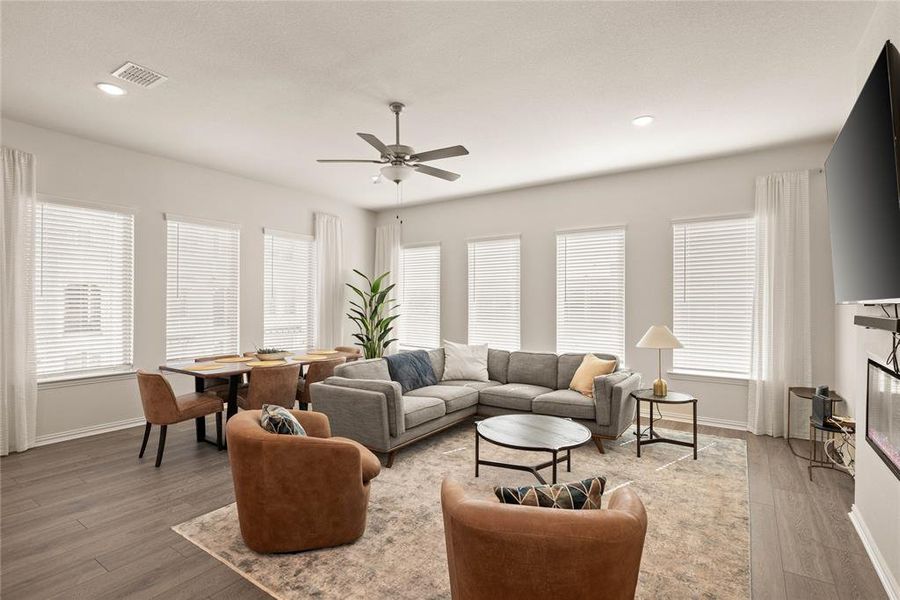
{"left": 475, "top": 414, "right": 592, "bottom": 484}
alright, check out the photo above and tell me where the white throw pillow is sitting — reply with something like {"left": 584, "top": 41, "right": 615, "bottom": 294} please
{"left": 441, "top": 340, "right": 489, "bottom": 382}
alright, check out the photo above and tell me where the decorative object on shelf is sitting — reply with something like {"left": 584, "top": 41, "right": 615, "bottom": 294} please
{"left": 254, "top": 347, "right": 291, "bottom": 361}
{"left": 636, "top": 325, "right": 683, "bottom": 397}
{"left": 346, "top": 270, "right": 399, "bottom": 359}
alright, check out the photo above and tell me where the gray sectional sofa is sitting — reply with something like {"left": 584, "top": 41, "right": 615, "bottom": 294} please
{"left": 309, "top": 348, "right": 641, "bottom": 466}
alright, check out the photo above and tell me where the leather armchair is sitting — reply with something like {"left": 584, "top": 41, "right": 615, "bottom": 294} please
{"left": 441, "top": 478, "right": 647, "bottom": 599}
{"left": 226, "top": 410, "right": 381, "bottom": 553}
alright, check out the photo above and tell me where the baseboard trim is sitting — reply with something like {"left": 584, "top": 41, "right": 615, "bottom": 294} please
{"left": 638, "top": 409, "right": 747, "bottom": 431}
{"left": 34, "top": 417, "right": 145, "bottom": 447}
{"left": 849, "top": 504, "right": 899, "bottom": 600}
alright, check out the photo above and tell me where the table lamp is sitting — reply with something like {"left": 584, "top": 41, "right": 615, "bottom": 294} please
{"left": 636, "top": 325, "right": 683, "bottom": 397}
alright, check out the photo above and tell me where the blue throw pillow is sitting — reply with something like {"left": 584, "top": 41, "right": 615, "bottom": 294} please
{"left": 260, "top": 404, "right": 306, "bottom": 435}
{"left": 385, "top": 350, "right": 438, "bottom": 393}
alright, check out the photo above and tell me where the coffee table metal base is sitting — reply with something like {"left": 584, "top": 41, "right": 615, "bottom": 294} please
{"left": 475, "top": 429, "right": 572, "bottom": 485}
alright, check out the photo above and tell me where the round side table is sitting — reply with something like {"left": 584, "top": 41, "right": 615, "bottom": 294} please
{"left": 630, "top": 389, "right": 698, "bottom": 459}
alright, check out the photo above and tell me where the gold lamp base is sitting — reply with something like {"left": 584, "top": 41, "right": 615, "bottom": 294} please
{"left": 653, "top": 378, "right": 668, "bottom": 397}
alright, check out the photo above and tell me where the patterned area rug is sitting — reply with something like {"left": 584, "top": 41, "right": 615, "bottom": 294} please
{"left": 174, "top": 421, "right": 750, "bottom": 599}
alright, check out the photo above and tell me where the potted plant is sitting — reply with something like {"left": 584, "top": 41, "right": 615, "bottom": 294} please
{"left": 346, "top": 270, "right": 399, "bottom": 359}
{"left": 254, "top": 347, "right": 291, "bottom": 361}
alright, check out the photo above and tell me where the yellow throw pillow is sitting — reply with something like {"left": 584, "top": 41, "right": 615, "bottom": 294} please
{"left": 569, "top": 354, "right": 617, "bottom": 397}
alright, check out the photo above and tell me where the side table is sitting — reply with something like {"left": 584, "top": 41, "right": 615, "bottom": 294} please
{"left": 787, "top": 387, "right": 844, "bottom": 460}
{"left": 631, "top": 389, "right": 698, "bottom": 459}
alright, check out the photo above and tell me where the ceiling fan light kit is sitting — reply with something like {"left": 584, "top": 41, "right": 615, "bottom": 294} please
{"left": 317, "top": 101, "right": 469, "bottom": 184}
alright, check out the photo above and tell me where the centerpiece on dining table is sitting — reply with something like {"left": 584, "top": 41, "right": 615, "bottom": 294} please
{"left": 254, "top": 347, "right": 291, "bottom": 361}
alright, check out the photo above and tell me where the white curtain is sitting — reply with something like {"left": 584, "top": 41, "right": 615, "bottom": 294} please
{"left": 1, "top": 148, "right": 37, "bottom": 455}
{"left": 374, "top": 223, "right": 402, "bottom": 354}
{"left": 747, "top": 170, "right": 811, "bottom": 437}
{"left": 315, "top": 213, "right": 344, "bottom": 349}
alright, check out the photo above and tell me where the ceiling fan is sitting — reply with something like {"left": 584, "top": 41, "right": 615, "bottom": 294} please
{"left": 317, "top": 102, "right": 468, "bottom": 184}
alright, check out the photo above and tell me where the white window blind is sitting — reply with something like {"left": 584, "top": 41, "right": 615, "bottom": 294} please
{"left": 399, "top": 244, "right": 441, "bottom": 350}
{"left": 166, "top": 217, "right": 240, "bottom": 360}
{"left": 467, "top": 236, "right": 520, "bottom": 351}
{"left": 673, "top": 217, "right": 755, "bottom": 377}
{"left": 264, "top": 230, "right": 317, "bottom": 350}
{"left": 556, "top": 228, "right": 626, "bottom": 357}
{"left": 34, "top": 201, "right": 134, "bottom": 379}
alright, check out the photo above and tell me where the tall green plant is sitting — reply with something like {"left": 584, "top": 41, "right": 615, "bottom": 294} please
{"left": 346, "top": 270, "right": 399, "bottom": 359}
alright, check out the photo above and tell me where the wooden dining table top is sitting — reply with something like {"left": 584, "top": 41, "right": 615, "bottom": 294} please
{"left": 159, "top": 351, "right": 357, "bottom": 378}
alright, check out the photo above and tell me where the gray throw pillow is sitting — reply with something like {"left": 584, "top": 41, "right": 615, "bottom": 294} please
{"left": 260, "top": 404, "right": 306, "bottom": 435}
{"left": 385, "top": 350, "right": 438, "bottom": 393}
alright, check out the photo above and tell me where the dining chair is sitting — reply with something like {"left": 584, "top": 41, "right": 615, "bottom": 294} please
{"left": 195, "top": 354, "right": 241, "bottom": 396}
{"left": 237, "top": 363, "right": 303, "bottom": 410}
{"left": 136, "top": 370, "right": 223, "bottom": 467}
{"left": 335, "top": 346, "right": 362, "bottom": 361}
{"left": 298, "top": 357, "right": 346, "bottom": 410}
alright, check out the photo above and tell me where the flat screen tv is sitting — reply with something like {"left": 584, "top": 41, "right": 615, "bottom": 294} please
{"left": 867, "top": 359, "right": 900, "bottom": 479}
{"left": 825, "top": 41, "right": 900, "bottom": 304}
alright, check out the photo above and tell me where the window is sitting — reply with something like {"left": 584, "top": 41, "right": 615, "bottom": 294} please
{"left": 34, "top": 201, "right": 134, "bottom": 379}
{"left": 166, "top": 216, "right": 240, "bottom": 360}
{"left": 673, "top": 217, "right": 755, "bottom": 378}
{"left": 467, "top": 236, "right": 520, "bottom": 351}
{"left": 263, "top": 229, "right": 317, "bottom": 350}
{"left": 556, "top": 227, "right": 626, "bottom": 357}
{"left": 398, "top": 244, "right": 441, "bottom": 350}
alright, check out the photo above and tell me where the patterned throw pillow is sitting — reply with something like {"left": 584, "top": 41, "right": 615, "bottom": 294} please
{"left": 494, "top": 476, "right": 606, "bottom": 509}
{"left": 260, "top": 404, "right": 306, "bottom": 436}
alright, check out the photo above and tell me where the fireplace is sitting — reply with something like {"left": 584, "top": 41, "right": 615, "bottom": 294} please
{"left": 867, "top": 359, "right": 900, "bottom": 479}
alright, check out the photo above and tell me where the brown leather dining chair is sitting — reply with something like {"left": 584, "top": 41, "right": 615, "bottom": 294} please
{"left": 335, "top": 346, "right": 362, "bottom": 361}
{"left": 441, "top": 478, "right": 647, "bottom": 600}
{"left": 298, "top": 356, "right": 346, "bottom": 410}
{"left": 136, "top": 370, "right": 224, "bottom": 467}
{"left": 237, "top": 363, "right": 303, "bottom": 410}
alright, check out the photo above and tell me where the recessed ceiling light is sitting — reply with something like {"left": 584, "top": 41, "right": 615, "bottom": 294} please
{"left": 96, "top": 82, "right": 126, "bottom": 96}
{"left": 632, "top": 115, "right": 654, "bottom": 127}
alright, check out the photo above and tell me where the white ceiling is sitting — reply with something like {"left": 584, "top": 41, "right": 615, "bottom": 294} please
{"left": 1, "top": 1, "right": 877, "bottom": 209}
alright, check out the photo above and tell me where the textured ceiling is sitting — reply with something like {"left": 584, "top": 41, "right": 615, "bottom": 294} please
{"left": 1, "top": 1, "right": 876, "bottom": 209}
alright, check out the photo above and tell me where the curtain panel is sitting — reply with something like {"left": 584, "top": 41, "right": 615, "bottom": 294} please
{"left": 374, "top": 223, "right": 401, "bottom": 354}
{"left": 1, "top": 147, "right": 37, "bottom": 455}
{"left": 315, "top": 213, "right": 344, "bottom": 349}
{"left": 747, "top": 170, "right": 811, "bottom": 437}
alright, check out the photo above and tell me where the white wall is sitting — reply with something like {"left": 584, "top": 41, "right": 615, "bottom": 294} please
{"left": 834, "top": 3, "right": 900, "bottom": 595}
{"left": 377, "top": 140, "right": 836, "bottom": 429}
{"left": 2, "top": 118, "right": 375, "bottom": 443}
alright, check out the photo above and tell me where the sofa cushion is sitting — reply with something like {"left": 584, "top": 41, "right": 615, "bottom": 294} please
{"left": 533, "top": 390, "right": 596, "bottom": 420}
{"left": 403, "top": 396, "right": 446, "bottom": 429}
{"left": 478, "top": 383, "right": 554, "bottom": 411}
{"left": 442, "top": 340, "right": 489, "bottom": 381}
{"left": 594, "top": 371, "right": 631, "bottom": 427}
{"left": 438, "top": 379, "right": 502, "bottom": 391}
{"left": 494, "top": 476, "right": 606, "bottom": 510}
{"left": 334, "top": 358, "right": 391, "bottom": 381}
{"left": 260, "top": 405, "right": 305, "bottom": 436}
{"left": 427, "top": 348, "right": 445, "bottom": 380}
{"left": 407, "top": 385, "right": 478, "bottom": 413}
{"left": 487, "top": 349, "right": 510, "bottom": 384}
{"left": 385, "top": 350, "right": 438, "bottom": 393}
{"left": 507, "top": 352, "right": 558, "bottom": 389}
{"left": 557, "top": 353, "right": 619, "bottom": 391}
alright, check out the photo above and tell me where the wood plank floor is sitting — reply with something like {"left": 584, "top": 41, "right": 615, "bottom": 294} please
{"left": 0, "top": 419, "right": 887, "bottom": 599}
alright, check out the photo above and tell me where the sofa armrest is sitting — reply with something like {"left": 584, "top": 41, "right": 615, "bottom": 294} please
{"left": 309, "top": 381, "right": 391, "bottom": 451}
{"left": 592, "top": 371, "right": 641, "bottom": 437}
{"left": 322, "top": 377, "right": 404, "bottom": 438}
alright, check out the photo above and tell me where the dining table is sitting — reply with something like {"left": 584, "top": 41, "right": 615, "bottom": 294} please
{"left": 159, "top": 350, "right": 359, "bottom": 445}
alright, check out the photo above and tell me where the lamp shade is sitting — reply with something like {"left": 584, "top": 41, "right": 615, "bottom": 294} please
{"left": 636, "top": 325, "right": 683, "bottom": 349}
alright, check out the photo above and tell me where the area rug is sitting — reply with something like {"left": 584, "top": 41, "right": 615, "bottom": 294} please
{"left": 174, "top": 421, "right": 750, "bottom": 599}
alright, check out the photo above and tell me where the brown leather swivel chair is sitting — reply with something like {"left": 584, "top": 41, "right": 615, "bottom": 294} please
{"left": 441, "top": 478, "right": 647, "bottom": 600}
{"left": 237, "top": 363, "right": 302, "bottom": 410}
{"left": 136, "top": 370, "right": 224, "bottom": 467}
{"left": 297, "top": 356, "right": 346, "bottom": 409}
{"left": 226, "top": 410, "right": 381, "bottom": 553}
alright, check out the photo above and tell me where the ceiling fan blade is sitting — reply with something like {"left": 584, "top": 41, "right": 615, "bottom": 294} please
{"left": 357, "top": 133, "right": 392, "bottom": 157}
{"left": 413, "top": 164, "right": 461, "bottom": 182}
{"left": 317, "top": 159, "right": 386, "bottom": 163}
{"left": 410, "top": 145, "right": 469, "bottom": 162}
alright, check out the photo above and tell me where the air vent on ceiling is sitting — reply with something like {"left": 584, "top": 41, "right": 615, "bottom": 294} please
{"left": 111, "top": 62, "right": 168, "bottom": 89}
